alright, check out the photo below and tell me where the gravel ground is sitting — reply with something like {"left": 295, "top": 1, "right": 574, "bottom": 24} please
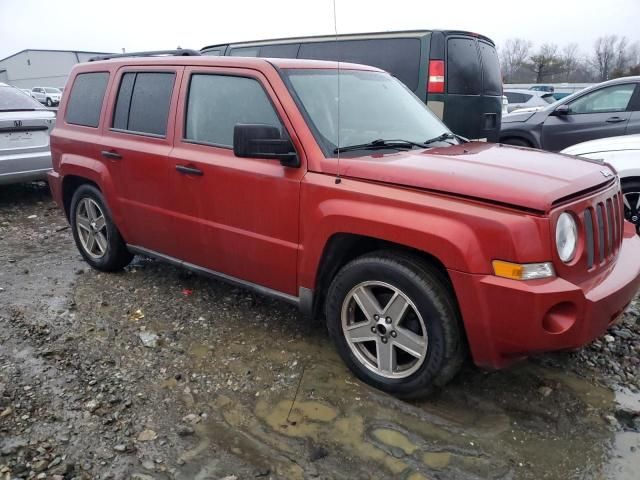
{"left": 1, "top": 183, "right": 639, "bottom": 480}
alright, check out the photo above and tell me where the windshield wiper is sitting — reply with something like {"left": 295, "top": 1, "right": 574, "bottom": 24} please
{"left": 334, "top": 139, "right": 426, "bottom": 154}
{"left": 423, "top": 132, "right": 463, "bottom": 146}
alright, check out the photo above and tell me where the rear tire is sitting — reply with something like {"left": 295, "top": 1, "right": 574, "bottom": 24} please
{"left": 69, "top": 184, "right": 132, "bottom": 271}
{"left": 622, "top": 179, "right": 640, "bottom": 235}
{"left": 501, "top": 137, "right": 532, "bottom": 148}
{"left": 325, "top": 251, "right": 465, "bottom": 398}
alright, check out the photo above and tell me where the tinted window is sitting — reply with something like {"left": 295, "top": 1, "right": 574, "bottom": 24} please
{"left": 479, "top": 42, "right": 501, "bottom": 96}
{"left": 112, "top": 72, "right": 175, "bottom": 136}
{"left": 541, "top": 93, "right": 556, "bottom": 104}
{"left": 505, "top": 92, "right": 531, "bottom": 103}
{"left": 66, "top": 72, "right": 109, "bottom": 127}
{"left": 229, "top": 47, "right": 259, "bottom": 57}
{"left": 569, "top": 84, "right": 636, "bottom": 114}
{"left": 185, "top": 74, "right": 282, "bottom": 147}
{"left": 447, "top": 38, "right": 480, "bottom": 95}
{"left": 0, "top": 85, "right": 45, "bottom": 111}
{"left": 202, "top": 49, "right": 224, "bottom": 56}
{"left": 259, "top": 43, "right": 300, "bottom": 59}
{"left": 298, "top": 38, "right": 421, "bottom": 91}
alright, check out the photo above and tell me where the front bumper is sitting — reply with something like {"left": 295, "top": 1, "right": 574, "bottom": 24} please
{"left": 450, "top": 221, "right": 640, "bottom": 369}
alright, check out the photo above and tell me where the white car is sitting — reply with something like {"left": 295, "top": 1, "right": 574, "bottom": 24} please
{"left": 31, "top": 87, "right": 62, "bottom": 107}
{"left": 0, "top": 83, "right": 55, "bottom": 185}
{"left": 562, "top": 135, "right": 640, "bottom": 233}
{"left": 503, "top": 89, "right": 556, "bottom": 113}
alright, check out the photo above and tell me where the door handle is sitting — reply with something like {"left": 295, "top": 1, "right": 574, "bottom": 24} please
{"left": 101, "top": 150, "right": 122, "bottom": 160}
{"left": 605, "top": 116, "right": 626, "bottom": 123}
{"left": 175, "top": 164, "right": 203, "bottom": 176}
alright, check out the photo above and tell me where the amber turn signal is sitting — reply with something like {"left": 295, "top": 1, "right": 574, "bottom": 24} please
{"left": 492, "top": 260, "right": 555, "bottom": 280}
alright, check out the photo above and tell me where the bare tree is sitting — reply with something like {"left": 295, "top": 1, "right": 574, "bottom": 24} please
{"left": 614, "top": 36, "right": 630, "bottom": 72}
{"left": 561, "top": 43, "right": 581, "bottom": 82}
{"left": 529, "top": 43, "right": 564, "bottom": 83}
{"left": 592, "top": 35, "right": 618, "bottom": 81}
{"left": 500, "top": 38, "right": 532, "bottom": 83}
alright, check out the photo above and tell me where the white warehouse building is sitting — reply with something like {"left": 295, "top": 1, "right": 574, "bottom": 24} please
{"left": 0, "top": 49, "right": 111, "bottom": 89}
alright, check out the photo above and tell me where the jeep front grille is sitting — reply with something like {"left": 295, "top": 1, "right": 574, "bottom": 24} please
{"left": 582, "top": 192, "right": 623, "bottom": 269}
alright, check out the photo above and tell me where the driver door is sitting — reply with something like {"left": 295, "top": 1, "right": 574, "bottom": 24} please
{"left": 541, "top": 82, "right": 638, "bottom": 151}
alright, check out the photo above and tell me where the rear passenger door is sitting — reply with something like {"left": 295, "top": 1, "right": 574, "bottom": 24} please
{"left": 101, "top": 66, "right": 182, "bottom": 257}
{"left": 169, "top": 67, "right": 305, "bottom": 296}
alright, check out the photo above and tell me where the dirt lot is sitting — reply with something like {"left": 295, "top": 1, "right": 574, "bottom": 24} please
{"left": 1, "top": 183, "right": 639, "bottom": 480}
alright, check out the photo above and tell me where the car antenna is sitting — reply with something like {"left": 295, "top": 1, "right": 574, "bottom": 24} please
{"left": 333, "top": 0, "right": 342, "bottom": 185}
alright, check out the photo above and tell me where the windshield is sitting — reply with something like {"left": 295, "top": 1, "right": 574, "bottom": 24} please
{"left": 0, "top": 86, "right": 46, "bottom": 111}
{"left": 283, "top": 69, "right": 451, "bottom": 156}
{"left": 44, "top": 87, "right": 61, "bottom": 93}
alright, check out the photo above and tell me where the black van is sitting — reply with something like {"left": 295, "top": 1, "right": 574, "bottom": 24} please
{"left": 201, "top": 30, "right": 503, "bottom": 142}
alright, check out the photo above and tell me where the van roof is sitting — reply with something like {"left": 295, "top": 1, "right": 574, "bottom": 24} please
{"left": 77, "top": 55, "right": 385, "bottom": 72}
{"left": 201, "top": 29, "right": 495, "bottom": 51}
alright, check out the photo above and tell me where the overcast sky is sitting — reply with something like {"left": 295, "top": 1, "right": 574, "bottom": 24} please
{"left": 1, "top": 0, "right": 639, "bottom": 59}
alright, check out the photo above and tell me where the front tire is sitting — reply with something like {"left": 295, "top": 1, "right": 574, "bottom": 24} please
{"left": 325, "top": 252, "right": 465, "bottom": 398}
{"left": 46, "top": 98, "right": 52, "bottom": 107}
{"left": 69, "top": 184, "right": 132, "bottom": 271}
{"left": 622, "top": 179, "right": 640, "bottom": 235}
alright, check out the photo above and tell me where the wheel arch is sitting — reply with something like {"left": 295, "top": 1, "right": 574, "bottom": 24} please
{"left": 58, "top": 157, "right": 128, "bottom": 240}
{"left": 309, "top": 233, "right": 456, "bottom": 322}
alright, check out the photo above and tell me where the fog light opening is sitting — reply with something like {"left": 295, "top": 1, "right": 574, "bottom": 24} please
{"left": 542, "top": 302, "right": 577, "bottom": 334}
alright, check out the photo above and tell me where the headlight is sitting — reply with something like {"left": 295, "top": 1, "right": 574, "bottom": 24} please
{"left": 556, "top": 212, "right": 578, "bottom": 262}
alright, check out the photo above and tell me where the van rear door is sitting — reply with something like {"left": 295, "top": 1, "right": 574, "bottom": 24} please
{"left": 428, "top": 33, "right": 502, "bottom": 142}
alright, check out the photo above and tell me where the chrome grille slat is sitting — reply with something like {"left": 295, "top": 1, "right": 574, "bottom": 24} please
{"left": 596, "top": 204, "right": 605, "bottom": 263}
{"left": 584, "top": 209, "right": 594, "bottom": 269}
{"left": 606, "top": 199, "right": 614, "bottom": 256}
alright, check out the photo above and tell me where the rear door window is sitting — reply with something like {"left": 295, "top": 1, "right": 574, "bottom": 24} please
{"left": 229, "top": 47, "right": 260, "bottom": 57}
{"left": 479, "top": 41, "right": 502, "bottom": 96}
{"left": 184, "top": 74, "right": 283, "bottom": 148}
{"left": 259, "top": 44, "right": 300, "bottom": 59}
{"left": 297, "top": 38, "right": 421, "bottom": 91}
{"left": 65, "top": 72, "right": 109, "bottom": 127}
{"left": 112, "top": 72, "right": 175, "bottom": 136}
{"left": 446, "top": 38, "right": 481, "bottom": 95}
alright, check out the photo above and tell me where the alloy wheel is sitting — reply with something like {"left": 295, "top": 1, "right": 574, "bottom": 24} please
{"left": 75, "top": 198, "right": 108, "bottom": 259}
{"left": 341, "top": 281, "right": 428, "bottom": 379}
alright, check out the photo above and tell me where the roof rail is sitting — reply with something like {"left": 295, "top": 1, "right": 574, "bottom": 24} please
{"left": 89, "top": 49, "right": 201, "bottom": 62}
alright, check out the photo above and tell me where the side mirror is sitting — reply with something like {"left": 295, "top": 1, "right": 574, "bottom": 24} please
{"left": 233, "top": 124, "right": 299, "bottom": 167}
{"left": 553, "top": 104, "right": 571, "bottom": 116}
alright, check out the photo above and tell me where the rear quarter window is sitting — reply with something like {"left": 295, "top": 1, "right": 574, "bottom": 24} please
{"left": 446, "top": 38, "right": 481, "bottom": 95}
{"left": 65, "top": 72, "right": 109, "bottom": 127}
{"left": 297, "top": 38, "right": 421, "bottom": 91}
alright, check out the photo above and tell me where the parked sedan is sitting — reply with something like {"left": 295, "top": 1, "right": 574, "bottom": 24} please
{"left": 562, "top": 134, "right": 640, "bottom": 233}
{"left": 0, "top": 83, "right": 55, "bottom": 185}
{"left": 503, "top": 89, "right": 556, "bottom": 113}
{"left": 501, "top": 76, "right": 640, "bottom": 151}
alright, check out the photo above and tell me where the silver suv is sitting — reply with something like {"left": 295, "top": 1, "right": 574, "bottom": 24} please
{"left": 31, "top": 86, "right": 62, "bottom": 107}
{"left": 0, "top": 83, "right": 55, "bottom": 185}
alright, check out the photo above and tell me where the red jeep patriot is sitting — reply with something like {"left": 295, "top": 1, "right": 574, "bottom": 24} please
{"left": 48, "top": 51, "right": 640, "bottom": 397}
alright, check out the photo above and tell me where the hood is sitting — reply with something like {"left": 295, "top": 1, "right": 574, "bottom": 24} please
{"left": 561, "top": 134, "right": 640, "bottom": 156}
{"left": 508, "top": 106, "right": 546, "bottom": 115}
{"left": 501, "top": 110, "right": 538, "bottom": 123}
{"left": 338, "top": 142, "right": 615, "bottom": 213}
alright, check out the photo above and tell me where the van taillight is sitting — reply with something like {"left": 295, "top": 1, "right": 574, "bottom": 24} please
{"left": 427, "top": 60, "right": 445, "bottom": 94}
